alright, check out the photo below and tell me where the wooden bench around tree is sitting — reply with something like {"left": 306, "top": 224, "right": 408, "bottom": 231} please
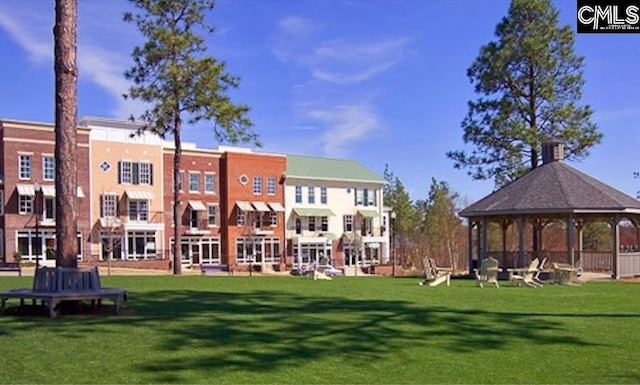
{"left": 1, "top": 267, "right": 127, "bottom": 318}
{"left": 0, "top": 263, "right": 22, "bottom": 276}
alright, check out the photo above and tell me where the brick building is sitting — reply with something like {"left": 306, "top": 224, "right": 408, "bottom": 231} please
{"left": 0, "top": 119, "right": 91, "bottom": 265}
{"left": 220, "top": 148, "right": 286, "bottom": 270}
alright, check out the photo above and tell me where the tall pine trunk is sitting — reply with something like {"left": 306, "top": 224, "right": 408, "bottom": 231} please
{"left": 54, "top": 0, "right": 78, "bottom": 268}
{"left": 173, "top": 115, "right": 182, "bottom": 275}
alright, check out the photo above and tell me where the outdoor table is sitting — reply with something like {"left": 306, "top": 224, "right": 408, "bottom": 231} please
{"left": 553, "top": 263, "right": 580, "bottom": 285}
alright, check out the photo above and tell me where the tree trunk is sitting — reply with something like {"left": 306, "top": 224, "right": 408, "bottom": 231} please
{"left": 54, "top": 0, "right": 78, "bottom": 268}
{"left": 173, "top": 115, "right": 182, "bottom": 275}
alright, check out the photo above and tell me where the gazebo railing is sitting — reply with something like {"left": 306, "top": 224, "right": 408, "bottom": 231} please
{"left": 484, "top": 250, "right": 615, "bottom": 272}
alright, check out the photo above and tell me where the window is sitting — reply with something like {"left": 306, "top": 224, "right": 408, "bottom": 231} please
{"left": 19, "top": 195, "right": 33, "bottom": 215}
{"left": 308, "top": 185, "right": 315, "bottom": 204}
{"left": 119, "top": 161, "right": 153, "bottom": 185}
{"left": 362, "top": 218, "right": 373, "bottom": 236}
{"left": 270, "top": 211, "right": 277, "bottom": 227}
{"left": 18, "top": 154, "right": 31, "bottom": 180}
{"left": 253, "top": 176, "right": 262, "bottom": 195}
{"left": 0, "top": 191, "right": 4, "bottom": 215}
{"left": 44, "top": 197, "right": 55, "bottom": 221}
{"left": 139, "top": 162, "right": 151, "bottom": 185}
{"left": 101, "top": 193, "right": 118, "bottom": 217}
{"left": 355, "top": 188, "right": 364, "bottom": 206}
{"left": 43, "top": 156, "right": 55, "bottom": 181}
{"left": 128, "top": 200, "right": 148, "bottom": 222}
{"left": 366, "top": 188, "right": 376, "bottom": 206}
{"left": 237, "top": 210, "right": 246, "bottom": 226}
{"left": 295, "top": 218, "right": 302, "bottom": 234}
{"left": 205, "top": 173, "right": 215, "bottom": 193}
{"left": 308, "top": 217, "right": 316, "bottom": 232}
{"left": 295, "top": 185, "right": 302, "bottom": 203}
{"left": 119, "top": 161, "right": 132, "bottom": 184}
{"left": 190, "top": 210, "right": 200, "bottom": 228}
{"left": 321, "top": 216, "right": 328, "bottom": 232}
{"left": 126, "top": 231, "right": 156, "bottom": 259}
{"left": 267, "top": 177, "right": 276, "bottom": 195}
{"left": 189, "top": 172, "right": 200, "bottom": 192}
{"left": 207, "top": 204, "right": 217, "bottom": 226}
{"left": 320, "top": 187, "right": 328, "bottom": 204}
{"left": 343, "top": 215, "right": 354, "bottom": 232}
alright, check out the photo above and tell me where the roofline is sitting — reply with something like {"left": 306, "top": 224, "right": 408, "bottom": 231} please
{"left": 460, "top": 208, "right": 640, "bottom": 218}
{"left": 285, "top": 175, "right": 386, "bottom": 184}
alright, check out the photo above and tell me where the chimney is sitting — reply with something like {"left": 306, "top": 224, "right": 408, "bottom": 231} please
{"left": 542, "top": 138, "right": 564, "bottom": 164}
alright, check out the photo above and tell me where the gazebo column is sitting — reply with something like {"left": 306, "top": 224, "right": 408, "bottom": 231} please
{"left": 576, "top": 220, "right": 584, "bottom": 269}
{"left": 517, "top": 216, "right": 525, "bottom": 267}
{"left": 481, "top": 217, "right": 488, "bottom": 260}
{"left": 566, "top": 215, "right": 575, "bottom": 266}
{"left": 501, "top": 219, "right": 510, "bottom": 268}
{"left": 611, "top": 216, "right": 621, "bottom": 279}
{"left": 467, "top": 220, "right": 475, "bottom": 276}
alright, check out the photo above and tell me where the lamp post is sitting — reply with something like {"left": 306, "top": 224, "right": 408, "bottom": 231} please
{"left": 34, "top": 182, "right": 42, "bottom": 269}
{"left": 391, "top": 211, "right": 396, "bottom": 276}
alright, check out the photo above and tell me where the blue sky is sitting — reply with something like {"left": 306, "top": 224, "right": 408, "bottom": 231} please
{"left": 0, "top": 0, "right": 639, "bottom": 206}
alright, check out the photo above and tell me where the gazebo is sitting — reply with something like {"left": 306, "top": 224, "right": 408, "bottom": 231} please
{"left": 459, "top": 141, "right": 640, "bottom": 279}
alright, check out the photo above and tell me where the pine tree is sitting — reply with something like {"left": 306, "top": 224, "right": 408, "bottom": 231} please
{"left": 447, "top": 0, "right": 601, "bottom": 187}
{"left": 123, "top": 0, "right": 258, "bottom": 274}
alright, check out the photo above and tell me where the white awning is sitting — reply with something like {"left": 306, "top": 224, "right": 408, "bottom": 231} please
{"left": 188, "top": 200, "right": 207, "bottom": 211}
{"left": 16, "top": 184, "right": 35, "bottom": 196}
{"left": 125, "top": 190, "right": 155, "bottom": 200}
{"left": 268, "top": 202, "right": 285, "bottom": 212}
{"left": 252, "top": 201, "right": 270, "bottom": 212}
{"left": 41, "top": 185, "right": 85, "bottom": 198}
{"left": 41, "top": 186, "right": 56, "bottom": 197}
{"left": 236, "top": 201, "right": 254, "bottom": 211}
{"left": 99, "top": 217, "right": 123, "bottom": 228}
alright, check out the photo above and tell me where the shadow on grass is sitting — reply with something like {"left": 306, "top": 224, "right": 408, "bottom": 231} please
{"left": 1, "top": 285, "right": 628, "bottom": 382}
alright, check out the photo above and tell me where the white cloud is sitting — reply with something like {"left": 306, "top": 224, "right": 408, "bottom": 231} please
{"left": 272, "top": 16, "right": 411, "bottom": 84}
{"left": 307, "top": 104, "right": 381, "bottom": 157}
{"left": 0, "top": 6, "right": 51, "bottom": 64}
{"left": 0, "top": 1, "right": 144, "bottom": 119}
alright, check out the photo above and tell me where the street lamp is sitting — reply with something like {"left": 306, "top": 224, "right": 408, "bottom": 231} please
{"left": 390, "top": 211, "right": 396, "bottom": 276}
{"left": 33, "top": 182, "right": 42, "bottom": 269}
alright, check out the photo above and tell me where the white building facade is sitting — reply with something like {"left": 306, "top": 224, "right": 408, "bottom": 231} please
{"left": 284, "top": 155, "right": 389, "bottom": 270}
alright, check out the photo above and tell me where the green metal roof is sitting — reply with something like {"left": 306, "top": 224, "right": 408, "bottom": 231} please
{"left": 293, "top": 208, "right": 336, "bottom": 217}
{"left": 286, "top": 155, "right": 385, "bottom": 183}
{"left": 358, "top": 209, "right": 379, "bottom": 218}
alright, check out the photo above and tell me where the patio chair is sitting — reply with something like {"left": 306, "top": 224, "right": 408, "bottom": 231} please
{"left": 533, "top": 257, "right": 548, "bottom": 284}
{"left": 510, "top": 258, "right": 542, "bottom": 288}
{"left": 474, "top": 257, "right": 502, "bottom": 288}
{"left": 313, "top": 258, "right": 333, "bottom": 281}
{"left": 418, "top": 257, "right": 451, "bottom": 287}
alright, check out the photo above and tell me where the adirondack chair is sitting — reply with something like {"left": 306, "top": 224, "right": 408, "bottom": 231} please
{"left": 418, "top": 257, "right": 451, "bottom": 287}
{"left": 509, "top": 258, "right": 542, "bottom": 288}
{"left": 474, "top": 257, "right": 501, "bottom": 288}
{"left": 533, "top": 257, "right": 548, "bottom": 284}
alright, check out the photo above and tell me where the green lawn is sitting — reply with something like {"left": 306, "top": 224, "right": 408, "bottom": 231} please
{"left": 0, "top": 275, "right": 639, "bottom": 384}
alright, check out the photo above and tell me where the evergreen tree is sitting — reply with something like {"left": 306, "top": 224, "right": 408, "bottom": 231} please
{"left": 123, "top": 0, "right": 258, "bottom": 274}
{"left": 447, "top": 0, "right": 601, "bottom": 187}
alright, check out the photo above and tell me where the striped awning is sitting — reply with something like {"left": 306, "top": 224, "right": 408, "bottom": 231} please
{"left": 188, "top": 200, "right": 207, "bottom": 211}
{"left": 320, "top": 232, "right": 338, "bottom": 241}
{"left": 236, "top": 201, "right": 254, "bottom": 211}
{"left": 125, "top": 190, "right": 155, "bottom": 200}
{"left": 41, "top": 186, "right": 56, "bottom": 197}
{"left": 293, "top": 207, "right": 335, "bottom": 217}
{"left": 252, "top": 201, "right": 270, "bottom": 212}
{"left": 358, "top": 209, "right": 378, "bottom": 218}
{"left": 16, "top": 184, "right": 35, "bottom": 196}
{"left": 268, "top": 202, "right": 285, "bottom": 212}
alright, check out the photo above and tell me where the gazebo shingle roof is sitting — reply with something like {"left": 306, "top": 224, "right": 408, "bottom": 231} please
{"left": 460, "top": 161, "right": 640, "bottom": 217}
